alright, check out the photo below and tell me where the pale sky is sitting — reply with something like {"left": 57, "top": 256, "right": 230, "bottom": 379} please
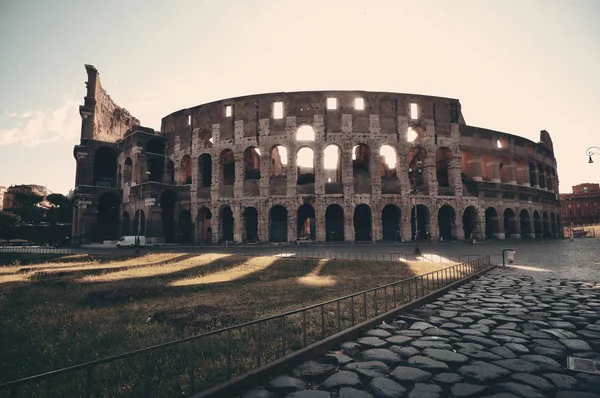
{"left": 0, "top": 0, "right": 599, "bottom": 195}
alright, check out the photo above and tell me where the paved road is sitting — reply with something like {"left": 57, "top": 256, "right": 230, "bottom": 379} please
{"left": 243, "top": 268, "right": 600, "bottom": 398}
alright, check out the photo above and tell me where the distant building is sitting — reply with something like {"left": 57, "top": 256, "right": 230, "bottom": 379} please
{"left": 0, "top": 186, "right": 6, "bottom": 210}
{"left": 560, "top": 183, "right": 600, "bottom": 226}
{"left": 2, "top": 185, "right": 50, "bottom": 211}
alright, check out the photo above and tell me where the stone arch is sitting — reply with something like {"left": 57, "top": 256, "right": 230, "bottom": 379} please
{"left": 221, "top": 149, "right": 235, "bottom": 186}
{"left": 380, "top": 145, "right": 397, "bottom": 178}
{"left": 197, "top": 207, "right": 212, "bottom": 245}
{"left": 542, "top": 211, "right": 550, "bottom": 238}
{"left": 198, "top": 154, "right": 212, "bottom": 187}
{"left": 353, "top": 144, "right": 371, "bottom": 193}
{"left": 96, "top": 192, "right": 120, "bottom": 241}
{"left": 325, "top": 204, "right": 344, "bottom": 242}
{"left": 132, "top": 209, "right": 145, "bottom": 236}
{"left": 269, "top": 205, "right": 288, "bottom": 242}
{"left": 435, "top": 147, "right": 452, "bottom": 188}
{"left": 297, "top": 147, "right": 315, "bottom": 185}
{"left": 181, "top": 155, "right": 192, "bottom": 185}
{"left": 296, "top": 125, "right": 315, "bottom": 141}
{"left": 533, "top": 210, "right": 542, "bottom": 238}
{"left": 529, "top": 162, "right": 537, "bottom": 187}
{"left": 382, "top": 204, "right": 401, "bottom": 242}
{"left": 161, "top": 190, "right": 177, "bottom": 243}
{"left": 503, "top": 208, "right": 517, "bottom": 238}
{"left": 520, "top": 209, "right": 531, "bottom": 239}
{"left": 121, "top": 211, "right": 131, "bottom": 236}
{"left": 462, "top": 206, "right": 477, "bottom": 239}
{"left": 411, "top": 204, "right": 430, "bottom": 241}
{"left": 481, "top": 152, "right": 494, "bottom": 182}
{"left": 270, "top": 145, "right": 288, "bottom": 177}
{"left": 124, "top": 157, "right": 133, "bottom": 184}
{"left": 550, "top": 213, "right": 557, "bottom": 237}
{"left": 179, "top": 209, "right": 193, "bottom": 243}
{"left": 220, "top": 206, "right": 234, "bottom": 242}
{"left": 438, "top": 204, "right": 456, "bottom": 240}
{"left": 537, "top": 165, "right": 546, "bottom": 189}
{"left": 93, "top": 147, "right": 118, "bottom": 187}
{"left": 460, "top": 150, "right": 475, "bottom": 179}
{"left": 146, "top": 140, "right": 166, "bottom": 183}
{"left": 408, "top": 147, "right": 427, "bottom": 191}
{"left": 243, "top": 207, "right": 259, "bottom": 242}
{"left": 499, "top": 156, "right": 511, "bottom": 183}
{"left": 354, "top": 204, "right": 372, "bottom": 242}
{"left": 485, "top": 207, "right": 499, "bottom": 239}
{"left": 297, "top": 204, "right": 316, "bottom": 240}
{"left": 243, "top": 147, "right": 261, "bottom": 180}
{"left": 324, "top": 144, "right": 342, "bottom": 183}
{"left": 516, "top": 159, "right": 529, "bottom": 185}
{"left": 166, "top": 160, "right": 175, "bottom": 185}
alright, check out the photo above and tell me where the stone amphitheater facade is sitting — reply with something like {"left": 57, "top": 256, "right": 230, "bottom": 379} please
{"left": 71, "top": 65, "right": 562, "bottom": 245}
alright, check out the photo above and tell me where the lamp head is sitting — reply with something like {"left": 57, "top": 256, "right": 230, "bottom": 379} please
{"left": 589, "top": 156, "right": 594, "bottom": 164}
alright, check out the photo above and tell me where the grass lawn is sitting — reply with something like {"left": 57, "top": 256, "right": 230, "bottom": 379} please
{"left": 0, "top": 251, "right": 455, "bottom": 395}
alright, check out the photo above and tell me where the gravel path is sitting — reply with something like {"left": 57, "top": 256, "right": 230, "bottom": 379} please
{"left": 241, "top": 269, "right": 600, "bottom": 398}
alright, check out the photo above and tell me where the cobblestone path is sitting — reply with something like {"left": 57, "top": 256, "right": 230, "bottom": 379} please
{"left": 242, "top": 270, "right": 600, "bottom": 398}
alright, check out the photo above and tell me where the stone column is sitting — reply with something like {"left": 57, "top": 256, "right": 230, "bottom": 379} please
{"left": 507, "top": 160, "right": 517, "bottom": 185}
{"left": 449, "top": 155, "right": 462, "bottom": 197}
{"left": 342, "top": 146, "right": 354, "bottom": 197}
{"left": 469, "top": 155, "right": 483, "bottom": 181}
{"left": 344, "top": 203, "right": 354, "bottom": 242}
{"left": 453, "top": 213, "right": 463, "bottom": 240}
{"left": 286, "top": 144, "right": 297, "bottom": 197}
{"left": 233, "top": 204, "right": 243, "bottom": 243}
{"left": 517, "top": 164, "right": 529, "bottom": 186}
{"left": 400, "top": 201, "right": 412, "bottom": 242}
{"left": 429, "top": 204, "right": 439, "bottom": 241}
{"left": 315, "top": 204, "right": 325, "bottom": 242}
{"left": 234, "top": 152, "right": 244, "bottom": 198}
{"left": 370, "top": 150, "right": 381, "bottom": 198}
{"left": 529, "top": 216, "right": 536, "bottom": 239}
{"left": 474, "top": 208, "right": 486, "bottom": 240}
{"left": 288, "top": 205, "right": 297, "bottom": 243}
{"left": 372, "top": 203, "right": 382, "bottom": 242}
{"left": 489, "top": 159, "right": 501, "bottom": 183}
{"left": 497, "top": 213, "right": 505, "bottom": 239}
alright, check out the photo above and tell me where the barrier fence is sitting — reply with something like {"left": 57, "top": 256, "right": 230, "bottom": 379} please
{"left": 0, "top": 246, "right": 78, "bottom": 255}
{"left": 0, "top": 255, "right": 492, "bottom": 398}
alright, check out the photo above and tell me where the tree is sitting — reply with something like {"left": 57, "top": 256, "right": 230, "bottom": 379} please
{"left": 10, "top": 192, "right": 45, "bottom": 224}
{"left": 0, "top": 211, "right": 20, "bottom": 228}
{"left": 46, "top": 193, "right": 72, "bottom": 224}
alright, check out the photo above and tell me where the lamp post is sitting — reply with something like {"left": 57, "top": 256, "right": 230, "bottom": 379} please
{"left": 587, "top": 147, "right": 600, "bottom": 164}
{"left": 408, "top": 159, "right": 423, "bottom": 255}
{"left": 135, "top": 171, "right": 152, "bottom": 254}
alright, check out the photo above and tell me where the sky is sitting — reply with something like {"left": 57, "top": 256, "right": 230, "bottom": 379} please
{"left": 0, "top": 0, "right": 599, "bottom": 195}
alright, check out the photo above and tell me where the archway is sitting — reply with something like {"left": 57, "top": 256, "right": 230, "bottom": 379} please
{"left": 411, "top": 205, "right": 430, "bottom": 241}
{"left": 269, "top": 205, "right": 288, "bottom": 242}
{"left": 161, "top": 190, "right": 177, "bottom": 243}
{"left": 93, "top": 147, "right": 118, "bottom": 187}
{"left": 297, "top": 147, "right": 315, "bottom": 185}
{"left": 485, "top": 207, "right": 499, "bottom": 239}
{"left": 438, "top": 205, "right": 456, "bottom": 240}
{"left": 382, "top": 204, "right": 401, "bottom": 242}
{"left": 146, "top": 140, "right": 166, "bottom": 183}
{"left": 96, "top": 192, "right": 120, "bottom": 241}
{"left": 181, "top": 155, "right": 192, "bottom": 185}
{"left": 220, "top": 206, "right": 234, "bottom": 242}
{"left": 296, "top": 125, "right": 315, "bottom": 141}
{"left": 221, "top": 149, "right": 235, "bottom": 185}
{"left": 408, "top": 147, "right": 427, "bottom": 191}
{"left": 122, "top": 212, "right": 130, "bottom": 236}
{"left": 179, "top": 210, "right": 193, "bottom": 243}
{"left": 198, "top": 154, "right": 212, "bottom": 187}
{"left": 436, "top": 147, "right": 452, "bottom": 188}
{"left": 197, "top": 207, "right": 212, "bottom": 245}
{"left": 270, "top": 145, "right": 288, "bottom": 176}
{"left": 533, "top": 211, "right": 542, "bottom": 238}
{"left": 324, "top": 145, "right": 342, "bottom": 183}
{"left": 325, "top": 204, "right": 344, "bottom": 242}
{"left": 462, "top": 206, "right": 477, "bottom": 240}
{"left": 133, "top": 209, "right": 145, "bottom": 236}
{"left": 354, "top": 204, "right": 372, "bottom": 241}
{"left": 166, "top": 160, "right": 175, "bottom": 185}
{"left": 244, "top": 207, "right": 258, "bottom": 242}
{"left": 529, "top": 162, "right": 537, "bottom": 186}
{"left": 503, "top": 208, "right": 517, "bottom": 238}
{"left": 124, "top": 157, "right": 133, "bottom": 184}
{"left": 542, "top": 211, "right": 550, "bottom": 238}
{"left": 353, "top": 144, "right": 371, "bottom": 193}
{"left": 244, "top": 147, "right": 261, "bottom": 180}
{"left": 550, "top": 213, "right": 557, "bottom": 237}
{"left": 520, "top": 209, "right": 531, "bottom": 239}
{"left": 297, "top": 204, "right": 316, "bottom": 240}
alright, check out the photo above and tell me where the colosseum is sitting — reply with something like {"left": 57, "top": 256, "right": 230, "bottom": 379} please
{"left": 71, "top": 65, "right": 562, "bottom": 245}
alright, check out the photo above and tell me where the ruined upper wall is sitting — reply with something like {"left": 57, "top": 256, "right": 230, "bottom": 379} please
{"left": 79, "top": 65, "right": 140, "bottom": 143}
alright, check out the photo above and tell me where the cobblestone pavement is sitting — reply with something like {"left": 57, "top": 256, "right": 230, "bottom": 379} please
{"left": 242, "top": 268, "right": 600, "bottom": 398}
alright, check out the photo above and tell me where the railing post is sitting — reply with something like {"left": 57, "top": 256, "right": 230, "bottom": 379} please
{"left": 392, "top": 285, "right": 397, "bottom": 307}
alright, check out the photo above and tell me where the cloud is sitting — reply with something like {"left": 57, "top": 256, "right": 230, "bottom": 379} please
{"left": 0, "top": 96, "right": 80, "bottom": 147}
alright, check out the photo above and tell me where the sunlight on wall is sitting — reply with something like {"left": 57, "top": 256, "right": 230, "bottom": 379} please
{"left": 169, "top": 256, "right": 277, "bottom": 286}
{"left": 380, "top": 145, "right": 396, "bottom": 168}
{"left": 297, "top": 259, "right": 336, "bottom": 287}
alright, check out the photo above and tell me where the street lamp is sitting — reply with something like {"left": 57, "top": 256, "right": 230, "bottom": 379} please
{"left": 587, "top": 147, "right": 600, "bottom": 164}
{"left": 135, "top": 171, "right": 152, "bottom": 254}
{"left": 408, "top": 159, "right": 423, "bottom": 255}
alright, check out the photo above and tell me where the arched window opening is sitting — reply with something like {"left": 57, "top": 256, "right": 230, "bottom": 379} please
{"left": 96, "top": 192, "right": 120, "bottom": 241}
{"left": 221, "top": 149, "right": 235, "bottom": 186}
{"left": 181, "top": 155, "right": 192, "bottom": 185}
{"left": 146, "top": 140, "right": 166, "bottom": 183}
{"left": 124, "top": 157, "right": 133, "bottom": 184}
{"left": 537, "top": 165, "right": 546, "bottom": 189}
{"left": 166, "top": 160, "right": 175, "bottom": 185}
{"left": 297, "top": 147, "right": 315, "bottom": 185}
{"left": 354, "top": 204, "right": 372, "bottom": 242}
{"left": 93, "top": 147, "right": 118, "bottom": 187}
{"left": 408, "top": 147, "right": 426, "bottom": 190}
{"left": 297, "top": 204, "right": 316, "bottom": 241}
{"left": 411, "top": 205, "right": 430, "bottom": 241}
{"left": 462, "top": 206, "right": 477, "bottom": 240}
{"left": 529, "top": 162, "right": 537, "bottom": 187}
{"left": 407, "top": 128, "right": 418, "bottom": 142}
{"left": 436, "top": 147, "right": 452, "bottom": 189}
{"left": 270, "top": 145, "right": 288, "bottom": 176}
{"left": 243, "top": 207, "right": 258, "bottom": 243}
{"left": 197, "top": 207, "right": 213, "bottom": 245}
{"left": 324, "top": 145, "right": 342, "bottom": 184}
{"left": 438, "top": 205, "right": 456, "bottom": 240}
{"left": 533, "top": 211, "right": 542, "bottom": 238}
{"left": 296, "top": 125, "right": 315, "bottom": 141}
{"left": 520, "top": 209, "right": 531, "bottom": 239}
{"left": 269, "top": 206, "right": 288, "bottom": 242}
{"left": 503, "top": 208, "right": 517, "bottom": 238}
{"left": 325, "top": 204, "right": 344, "bottom": 242}
{"left": 244, "top": 147, "right": 261, "bottom": 180}
{"left": 220, "top": 206, "right": 234, "bottom": 242}
{"left": 485, "top": 207, "right": 499, "bottom": 239}
{"left": 353, "top": 144, "right": 371, "bottom": 194}
{"left": 380, "top": 145, "right": 397, "bottom": 177}
{"left": 198, "top": 154, "right": 212, "bottom": 187}
{"left": 382, "top": 205, "right": 401, "bottom": 242}
{"left": 179, "top": 210, "right": 193, "bottom": 243}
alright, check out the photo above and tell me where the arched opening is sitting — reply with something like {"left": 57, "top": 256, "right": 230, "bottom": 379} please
{"left": 408, "top": 147, "right": 426, "bottom": 191}
{"left": 542, "top": 211, "right": 550, "bottom": 238}
{"left": 406, "top": 127, "right": 418, "bottom": 142}
{"left": 382, "top": 204, "right": 401, "bottom": 242}
{"left": 166, "top": 160, "right": 175, "bottom": 185}
{"left": 435, "top": 147, "right": 452, "bottom": 188}
{"left": 93, "top": 147, "right": 118, "bottom": 187}
{"left": 220, "top": 206, "right": 234, "bottom": 242}
{"left": 354, "top": 204, "right": 372, "bottom": 242}
{"left": 197, "top": 207, "right": 212, "bottom": 245}
{"left": 533, "top": 211, "right": 542, "bottom": 238}
{"left": 503, "top": 208, "right": 517, "bottom": 238}
{"left": 121, "top": 211, "right": 130, "bottom": 236}
{"left": 529, "top": 162, "right": 537, "bottom": 187}
{"left": 198, "top": 154, "right": 212, "bottom": 187}
{"left": 244, "top": 147, "right": 261, "bottom": 180}
{"left": 324, "top": 144, "right": 342, "bottom": 183}
{"left": 270, "top": 145, "right": 288, "bottom": 176}
{"left": 325, "top": 204, "right": 344, "bottom": 242}
{"left": 96, "top": 192, "right": 120, "bottom": 241}
{"left": 133, "top": 210, "right": 146, "bottom": 236}
{"left": 550, "top": 213, "right": 557, "bottom": 237}
{"left": 499, "top": 157, "right": 511, "bottom": 183}
{"left": 179, "top": 210, "right": 193, "bottom": 243}
{"left": 462, "top": 206, "right": 477, "bottom": 240}
{"left": 353, "top": 144, "right": 371, "bottom": 194}
{"left": 297, "top": 147, "right": 315, "bottom": 185}
{"left": 124, "top": 157, "right": 133, "bottom": 184}
{"left": 181, "top": 155, "right": 192, "bottom": 185}
{"left": 520, "top": 209, "right": 531, "bottom": 239}
{"left": 221, "top": 149, "right": 235, "bottom": 185}
{"left": 243, "top": 207, "right": 258, "bottom": 243}
{"left": 297, "top": 204, "right": 316, "bottom": 241}
{"left": 146, "top": 140, "right": 166, "bottom": 183}
{"left": 296, "top": 125, "right": 315, "bottom": 141}
{"left": 117, "top": 164, "right": 122, "bottom": 187}
{"left": 161, "top": 190, "right": 177, "bottom": 243}
{"left": 481, "top": 152, "right": 494, "bottom": 182}
{"left": 538, "top": 165, "right": 546, "bottom": 189}
{"left": 411, "top": 205, "right": 430, "bottom": 241}
{"left": 269, "top": 205, "right": 288, "bottom": 242}
{"left": 485, "top": 207, "right": 499, "bottom": 239}
{"left": 380, "top": 145, "right": 399, "bottom": 194}
{"left": 438, "top": 205, "right": 456, "bottom": 240}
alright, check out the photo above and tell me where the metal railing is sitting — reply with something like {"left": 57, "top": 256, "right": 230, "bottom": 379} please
{"left": 0, "top": 246, "right": 78, "bottom": 255}
{"left": 0, "top": 255, "right": 491, "bottom": 398}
